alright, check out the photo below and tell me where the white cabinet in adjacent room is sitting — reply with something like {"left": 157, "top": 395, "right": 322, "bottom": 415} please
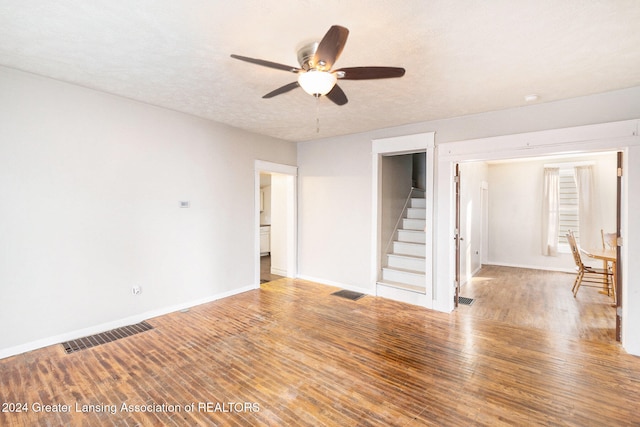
{"left": 260, "top": 225, "right": 270, "bottom": 256}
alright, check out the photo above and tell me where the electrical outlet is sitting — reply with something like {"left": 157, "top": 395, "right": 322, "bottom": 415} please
{"left": 132, "top": 286, "right": 141, "bottom": 295}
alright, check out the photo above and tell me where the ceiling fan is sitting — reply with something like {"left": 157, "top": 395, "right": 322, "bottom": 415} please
{"left": 230, "top": 25, "right": 405, "bottom": 106}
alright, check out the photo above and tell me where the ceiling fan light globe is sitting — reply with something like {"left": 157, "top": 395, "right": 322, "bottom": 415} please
{"left": 298, "top": 70, "right": 337, "bottom": 96}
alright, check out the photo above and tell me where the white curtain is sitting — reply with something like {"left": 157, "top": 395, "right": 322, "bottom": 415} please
{"left": 542, "top": 167, "right": 559, "bottom": 256}
{"left": 575, "top": 165, "right": 597, "bottom": 250}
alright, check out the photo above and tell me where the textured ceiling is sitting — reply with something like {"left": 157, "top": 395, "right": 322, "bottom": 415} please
{"left": 1, "top": 1, "right": 640, "bottom": 142}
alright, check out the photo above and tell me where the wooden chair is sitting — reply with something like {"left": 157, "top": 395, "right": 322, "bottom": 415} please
{"left": 566, "top": 230, "right": 612, "bottom": 297}
{"left": 601, "top": 229, "right": 617, "bottom": 250}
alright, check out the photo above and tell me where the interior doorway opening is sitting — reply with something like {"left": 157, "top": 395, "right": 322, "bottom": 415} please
{"left": 377, "top": 151, "right": 427, "bottom": 291}
{"left": 455, "top": 150, "right": 620, "bottom": 342}
{"left": 259, "top": 173, "right": 285, "bottom": 283}
{"left": 254, "top": 161, "right": 297, "bottom": 287}
{"left": 371, "top": 132, "right": 435, "bottom": 307}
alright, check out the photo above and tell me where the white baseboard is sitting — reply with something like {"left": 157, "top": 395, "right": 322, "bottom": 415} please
{"left": 376, "top": 283, "right": 431, "bottom": 308}
{"left": 460, "top": 265, "right": 484, "bottom": 287}
{"left": 483, "top": 262, "right": 574, "bottom": 274}
{"left": 295, "top": 274, "right": 374, "bottom": 295}
{"left": 270, "top": 267, "right": 288, "bottom": 277}
{"left": 0, "top": 284, "right": 255, "bottom": 360}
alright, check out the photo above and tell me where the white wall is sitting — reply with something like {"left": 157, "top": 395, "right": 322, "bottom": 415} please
{"left": 297, "top": 135, "right": 373, "bottom": 289}
{"left": 624, "top": 145, "right": 640, "bottom": 354}
{"left": 0, "top": 67, "right": 296, "bottom": 357}
{"left": 270, "top": 173, "right": 290, "bottom": 277}
{"left": 486, "top": 153, "right": 617, "bottom": 271}
{"left": 413, "top": 152, "right": 427, "bottom": 190}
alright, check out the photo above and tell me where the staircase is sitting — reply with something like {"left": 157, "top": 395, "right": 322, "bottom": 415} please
{"left": 378, "top": 192, "right": 426, "bottom": 293}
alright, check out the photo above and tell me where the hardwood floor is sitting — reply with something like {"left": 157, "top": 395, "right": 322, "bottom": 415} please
{"left": 260, "top": 255, "right": 284, "bottom": 283}
{"left": 459, "top": 265, "right": 616, "bottom": 343}
{"left": 2, "top": 277, "right": 639, "bottom": 426}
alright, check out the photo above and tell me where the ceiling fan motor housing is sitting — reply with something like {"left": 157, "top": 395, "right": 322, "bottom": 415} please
{"left": 297, "top": 42, "right": 319, "bottom": 70}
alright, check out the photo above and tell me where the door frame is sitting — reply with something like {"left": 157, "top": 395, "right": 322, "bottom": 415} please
{"left": 371, "top": 133, "right": 435, "bottom": 304}
{"left": 254, "top": 160, "right": 298, "bottom": 287}
{"left": 435, "top": 119, "right": 639, "bottom": 349}
{"left": 454, "top": 163, "right": 460, "bottom": 308}
{"left": 616, "top": 151, "right": 623, "bottom": 341}
{"left": 480, "top": 181, "right": 489, "bottom": 266}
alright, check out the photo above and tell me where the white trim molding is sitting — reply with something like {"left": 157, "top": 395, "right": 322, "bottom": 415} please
{"left": 255, "top": 160, "right": 298, "bottom": 176}
{"left": 438, "top": 119, "right": 639, "bottom": 163}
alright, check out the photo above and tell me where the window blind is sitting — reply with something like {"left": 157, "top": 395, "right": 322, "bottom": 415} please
{"left": 558, "top": 169, "right": 579, "bottom": 246}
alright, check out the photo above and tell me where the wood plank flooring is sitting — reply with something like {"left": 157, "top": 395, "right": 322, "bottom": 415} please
{"left": 459, "top": 265, "right": 616, "bottom": 343}
{"left": 1, "top": 277, "right": 639, "bottom": 426}
{"left": 260, "top": 255, "right": 284, "bottom": 283}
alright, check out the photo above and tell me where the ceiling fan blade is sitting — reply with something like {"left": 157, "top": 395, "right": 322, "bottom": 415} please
{"left": 312, "top": 25, "right": 349, "bottom": 71}
{"left": 325, "top": 84, "right": 348, "bottom": 106}
{"left": 230, "top": 54, "right": 300, "bottom": 73}
{"left": 262, "top": 82, "right": 300, "bottom": 98}
{"left": 335, "top": 66, "right": 406, "bottom": 80}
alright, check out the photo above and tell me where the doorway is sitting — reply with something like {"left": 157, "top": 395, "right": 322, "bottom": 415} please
{"left": 371, "top": 133, "right": 435, "bottom": 306}
{"left": 254, "top": 161, "right": 297, "bottom": 287}
{"left": 455, "top": 151, "right": 620, "bottom": 341}
{"left": 435, "top": 120, "right": 640, "bottom": 353}
{"left": 259, "top": 173, "right": 285, "bottom": 283}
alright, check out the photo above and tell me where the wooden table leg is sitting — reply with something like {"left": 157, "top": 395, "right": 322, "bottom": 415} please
{"left": 611, "top": 261, "right": 617, "bottom": 304}
{"left": 599, "top": 260, "right": 610, "bottom": 295}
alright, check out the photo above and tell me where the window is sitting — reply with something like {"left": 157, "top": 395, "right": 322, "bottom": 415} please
{"left": 557, "top": 168, "right": 579, "bottom": 252}
{"left": 543, "top": 161, "right": 597, "bottom": 256}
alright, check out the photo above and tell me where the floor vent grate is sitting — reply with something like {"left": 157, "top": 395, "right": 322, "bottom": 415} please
{"left": 61, "top": 321, "right": 153, "bottom": 354}
{"left": 331, "top": 290, "right": 366, "bottom": 301}
{"left": 458, "top": 296, "right": 475, "bottom": 306}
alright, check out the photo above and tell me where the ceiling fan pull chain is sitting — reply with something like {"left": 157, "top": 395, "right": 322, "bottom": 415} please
{"left": 315, "top": 94, "right": 320, "bottom": 133}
